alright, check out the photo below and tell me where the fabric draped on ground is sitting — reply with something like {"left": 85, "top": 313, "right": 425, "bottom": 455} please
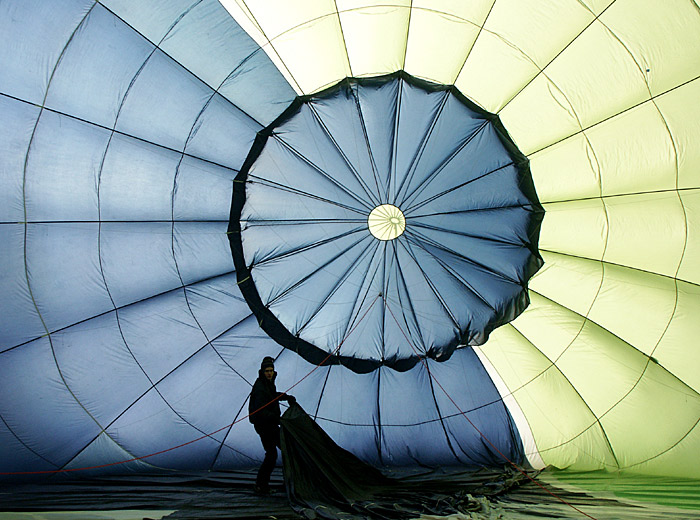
{"left": 279, "top": 403, "right": 530, "bottom": 519}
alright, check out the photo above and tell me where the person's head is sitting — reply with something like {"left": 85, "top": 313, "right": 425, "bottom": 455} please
{"left": 260, "top": 356, "right": 275, "bottom": 381}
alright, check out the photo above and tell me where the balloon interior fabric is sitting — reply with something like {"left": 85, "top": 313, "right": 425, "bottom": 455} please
{"left": 2, "top": 0, "right": 700, "bottom": 518}
{"left": 230, "top": 71, "right": 543, "bottom": 373}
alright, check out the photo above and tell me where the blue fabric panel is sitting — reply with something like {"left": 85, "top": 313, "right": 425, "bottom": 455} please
{"left": 106, "top": 386, "right": 223, "bottom": 471}
{"left": 308, "top": 88, "right": 382, "bottom": 207}
{"left": 155, "top": 346, "right": 251, "bottom": 444}
{"left": 403, "top": 127, "right": 522, "bottom": 212}
{"left": 237, "top": 221, "right": 366, "bottom": 268}
{"left": 415, "top": 207, "right": 538, "bottom": 248}
{"left": 100, "top": 0, "right": 198, "bottom": 45}
{"left": 185, "top": 92, "right": 260, "bottom": 168}
{"left": 51, "top": 311, "right": 153, "bottom": 426}
{"left": 429, "top": 350, "right": 524, "bottom": 466}
{"left": 0, "top": 337, "right": 102, "bottom": 468}
{"left": 44, "top": 4, "right": 153, "bottom": 129}
{"left": 114, "top": 48, "right": 211, "bottom": 152}
{"left": 212, "top": 315, "right": 283, "bottom": 362}
{"left": 355, "top": 79, "right": 400, "bottom": 199}
{"left": 247, "top": 136, "right": 370, "bottom": 213}
{"left": 25, "top": 112, "right": 110, "bottom": 222}
{"left": 173, "top": 156, "right": 237, "bottom": 221}
{"left": 100, "top": 133, "right": 181, "bottom": 222}
{"left": 0, "top": 419, "right": 57, "bottom": 474}
{"left": 379, "top": 364, "right": 459, "bottom": 466}
{"left": 393, "top": 83, "right": 449, "bottom": 201}
{"left": 63, "top": 432, "right": 159, "bottom": 476}
{"left": 218, "top": 51, "right": 297, "bottom": 126}
{"left": 397, "top": 93, "right": 489, "bottom": 205}
{"left": 117, "top": 289, "right": 206, "bottom": 383}
{"left": 0, "top": 97, "right": 40, "bottom": 222}
{"left": 0, "top": 225, "right": 45, "bottom": 349}
{"left": 273, "top": 104, "right": 378, "bottom": 209}
{"left": 309, "top": 366, "right": 383, "bottom": 466}
{"left": 26, "top": 223, "right": 113, "bottom": 334}
{"left": 184, "top": 274, "right": 251, "bottom": 341}
{"left": 241, "top": 179, "right": 366, "bottom": 226}
{"left": 173, "top": 222, "right": 233, "bottom": 286}
{"left": 99, "top": 222, "right": 180, "bottom": 308}
{"left": 261, "top": 233, "right": 375, "bottom": 322}
{"left": 160, "top": 0, "right": 261, "bottom": 88}
{"left": 0, "top": 0, "right": 93, "bottom": 105}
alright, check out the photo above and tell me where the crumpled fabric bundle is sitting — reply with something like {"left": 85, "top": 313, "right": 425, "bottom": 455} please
{"left": 279, "top": 403, "right": 529, "bottom": 519}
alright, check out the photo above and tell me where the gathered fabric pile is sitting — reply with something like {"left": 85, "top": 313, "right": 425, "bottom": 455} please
{"left": 279, "top": 403, "right": 529, "bottom": 519}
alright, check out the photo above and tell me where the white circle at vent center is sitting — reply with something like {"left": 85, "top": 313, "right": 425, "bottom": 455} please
{"left": 368, "top": 204, "right": 406, "bottom": 240}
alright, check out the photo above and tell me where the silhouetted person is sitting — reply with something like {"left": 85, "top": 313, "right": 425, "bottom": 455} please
{"left": 249, "top": 356, "right": 295, "bottom": 494}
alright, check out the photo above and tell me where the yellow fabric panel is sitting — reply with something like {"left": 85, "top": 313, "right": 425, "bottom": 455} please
{"left": 270, "top": 15, "right": 350, "bottom": 93}
{"left": 478, "top": 324, "right": 618, "bottom": 471}
{"left": 625, "top": 420, "right": 700, "bottom": 478}
{"left": 539, "top": 198, "right": 607, "bottom": 260}
{"left": 239, "top": 0, "right": 337, "bottom": 40}
{"left": 587, "top": 102, "right": 676, "bottom": 197}
{"left": 500, "top": 20, "right": 650, "bottom": 154}
{"left": 411, "top": 0, "right": 493, "bottom": 22}
{"left": 529, "top": 252, "right": 602, "bottom": 320}
{"left": 514, "top": 296, "right": 647, "bottom": 417}
{"left": 678, "top": 190, "right": 700, "bottom": 284}
{"left": 403, "top": 9, "right": 480, "bottom": 85}
{"left": 601, "top": 0, "right": 700, "bottom": 97}
{"left": 456, "top": 0, "right": 598, "bottom": 113}
{"left": 654, "top": 280, "right": 700, "bottom": 394}
{"left": 498, "top": 72, "right": 582, "bottom": 155}
{"left": 603, "top": 192, "right": 685, "bottom": 278}
{"left": 578, "top": 0, "right": 615, "bottom": 14}
{"left": 587, "top": 263, "right": 677, "bottom": 358}
{"left": 510, "top": 292, "right": 585, "bottom": 363}
{"left": 597, "top": 360, "right": 700, "bottom": 472}
{"left": 455, "top": 28, "right": 541, "bottom": 114}
{"left": 655, "top": 78, "right": 700, "bottom": 191}
{"left": 529, "top": 133, "right": 600, "bottom": 202}
{"left": 339, "top": 6, "right": 409, "bottom": 78}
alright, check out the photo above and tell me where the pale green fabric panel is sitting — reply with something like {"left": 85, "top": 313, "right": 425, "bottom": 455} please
{"left": 586, "top": 263, "right": 677, "bottom": 359}
{"left": 338, "top": 6, "right": 409, "bottom": 78}
{"left": 477, "top": 322, "right": 618, "bottom": 471}
{"left": 501, "top": 20, "right": 650, "bottom": 155}
{"left": 587, "top": 103, "right": 676, "bottom": 197}
{"left": 654, "top": 280, "right": 700, "bottom": 394}
{"left": 528, "top": 252, "right": 602, "bottom": 320}
{"left": 404, "top": 8, "right": 480, "bottom": 85}
{"left": 678, "top": 190, "right": 700, "bottom": 284}
{"left": 597, "top": 361, "right": 700, "bottom": 474}
{"left": 456, "top": 0, "right": 599, "bottom": 113}
{"left": 516, "top": 296, "right": 645, "bottom": 420}
{"left": 601, "top": 0, "right": 700, "bottom": 97}
{"left": 603, "top": 192, "right": 686, "bottom": 278}
{"left": 529, "top": 134, "right": 601, "bottom": 203}
{"left": 539, "top": 198, "right": 607, "bottom": 260}
{"left": 655, "top": 78, "right": 700, "bottom": 191}
{"left": 227, "top": 0, "right": 350, "bottom": 94}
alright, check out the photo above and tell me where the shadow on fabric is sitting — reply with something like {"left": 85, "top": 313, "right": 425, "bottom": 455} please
{"left": 279, "top": 402, "right": 530, "bottom": 519}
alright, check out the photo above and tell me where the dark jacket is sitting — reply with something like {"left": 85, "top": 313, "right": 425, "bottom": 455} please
{"left": 249, "top": 369, "right": 286, "bottom": 426}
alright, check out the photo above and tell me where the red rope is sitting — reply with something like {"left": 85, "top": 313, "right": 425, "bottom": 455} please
{"left": 382, "top": 296, "right": 598, "bottom": 520}
{"left": 1, "top": 295, "right": 381, "bottom": 476}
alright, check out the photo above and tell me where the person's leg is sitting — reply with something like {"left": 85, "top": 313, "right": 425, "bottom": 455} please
{"left": 255, "top": 424, "right": 280, "bottom": 492}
